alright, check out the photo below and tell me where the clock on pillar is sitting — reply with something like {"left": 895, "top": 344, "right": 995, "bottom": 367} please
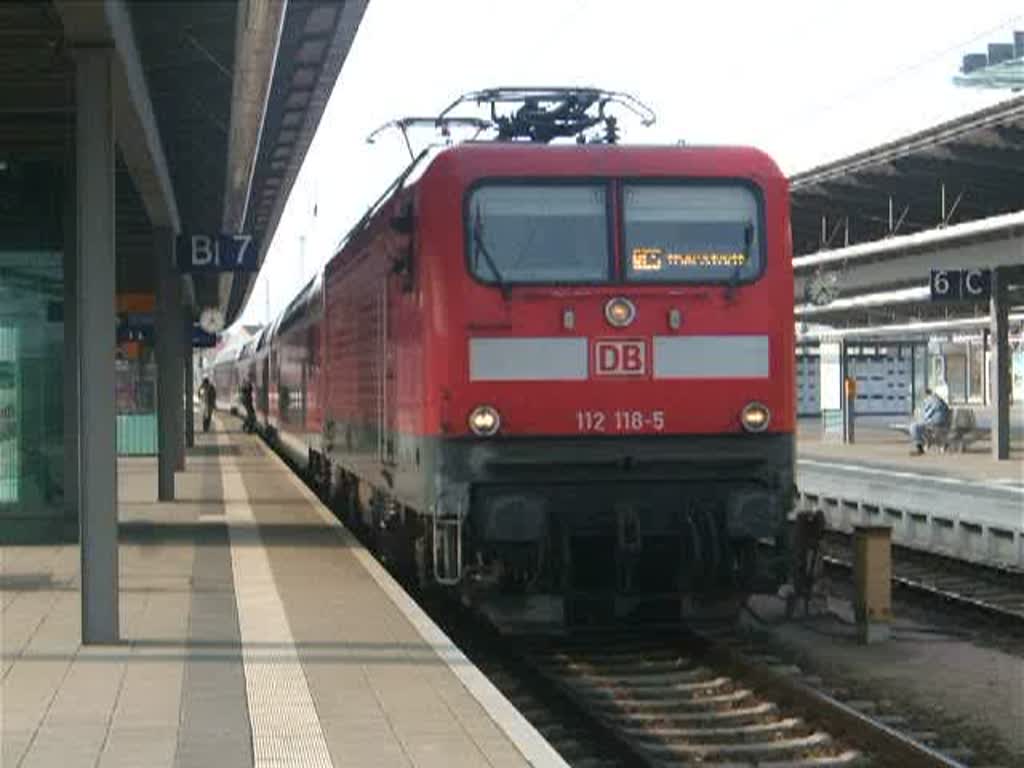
{"left": 199, "top": 307, "right": 225, "bottom": 334}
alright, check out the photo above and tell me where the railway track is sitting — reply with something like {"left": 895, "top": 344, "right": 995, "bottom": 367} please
{"left": 820, "top": 531, "right": 1024, "bottom": 628}
{"left": 424, "top": 592, "right": 989, "bottom": 767}
{"left": 523, "top": 632, "right": 864, "bottom": 766}
{"left": 427, "top": 593, "right": 1011, "bottom": 767}
{"left": 438, "top": 540, "right": 1022, "bottom": 767}
{"left": 504, "top": 629, "right": 983, "bottom": 767}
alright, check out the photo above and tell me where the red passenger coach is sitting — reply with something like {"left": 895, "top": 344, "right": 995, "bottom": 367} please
{"left": 226, "top": 90, "right": 796, "bottom": 629}
{"left": 264, "top": 275, "right": 324, "bottom": 457}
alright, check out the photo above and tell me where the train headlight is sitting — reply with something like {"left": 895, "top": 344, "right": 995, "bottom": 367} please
{"left": 604, "top": 297, "right": 636, "bottom": 328}
{"left": 741, "top": 402, "right": 771, "bottom": 433}
{"left": 468, "top": 405, "right": 501, "bottom": 436}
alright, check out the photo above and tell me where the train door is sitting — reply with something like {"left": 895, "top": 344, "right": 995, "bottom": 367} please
{"left": 299, "top": 333, "right": 309, "bottom": 431}
{"left": 377, "top": 287, "right": 396, "bottom": 466}
{"left": 270, "top": 348, "right": 280, "bottom": 428}
{"left": 259, "top": 358, "right": 269, "bottom": 419}
{"left": 305, "top": 325, "right": 317, "bottom": 436}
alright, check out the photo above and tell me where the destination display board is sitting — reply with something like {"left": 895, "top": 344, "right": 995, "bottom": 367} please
{"left": 626, "top": 220, "right": 754, "bottom": 282}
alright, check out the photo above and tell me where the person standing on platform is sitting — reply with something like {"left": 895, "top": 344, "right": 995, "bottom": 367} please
{"left": 241, "top": 378, "right": 256, "bottom": 433}
{"left": 909, "top": 386, "right": 950, "bottom": 455}
{"left": 200, "top": 376, "right": 217, "bottom": 432}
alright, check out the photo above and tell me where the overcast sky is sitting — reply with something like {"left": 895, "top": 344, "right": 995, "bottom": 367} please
{"left": 235, "top": 0, "right": 1022, "bottom": 328}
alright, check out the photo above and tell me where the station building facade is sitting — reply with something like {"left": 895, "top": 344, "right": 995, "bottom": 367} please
{"left": 796, "top": 329, "right": 1024, "bottom": 417}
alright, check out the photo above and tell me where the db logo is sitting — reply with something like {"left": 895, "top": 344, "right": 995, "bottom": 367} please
{"left": 594, "top": 340, "right": 647, "bottom": 377}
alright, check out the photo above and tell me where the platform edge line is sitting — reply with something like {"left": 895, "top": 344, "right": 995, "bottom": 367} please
{"left": 254, "top": 435, "right": 571, "bottom": 768}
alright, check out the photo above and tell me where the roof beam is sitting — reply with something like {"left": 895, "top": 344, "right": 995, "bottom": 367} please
{"left": 791, "top": 95, "right": 1024, "bottom": 188}
{"left": 225, "top": 0, "right": 370, "bottom": 324}
{"left": 993, "top": 123, "right": 1024, "bottom": 145}
{"left": 53, "top": 0, "right": 180, "bottom": 234}
{"left": 828, "top": 171, "right": 1017, "bottom": 216}
{"left": 795, "top": 179, "right": 956, "bottom": 216}
{"left": 796, "top": 285, "right": 932, "bottom": 318}
{"left": 221, "top": 0, "right": 286, "bottom": 232}
{"left": 791, "top": 182, "right": 966, "bottom": 241}
{"left": 941, "top": 142, "right": 1024, "bottom": 173}
{"left": 793, "top": 213, "right": 1024, "bottom": 299}
{"left": 799, "top": 312, "right": 1024, "bottom": 341}
{"left": 214, "top": 0, "right": 287, "bottom": 317}
{"left": 888, "top": 156, "right": 1024, "bottom": 195}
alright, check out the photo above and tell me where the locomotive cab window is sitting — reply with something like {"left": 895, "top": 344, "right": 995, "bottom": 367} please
{"left": 467, "top": 185, "right": 609, "bottom": 284}
{"left": 623, "top": 184, "right": 762, "bottom": 283}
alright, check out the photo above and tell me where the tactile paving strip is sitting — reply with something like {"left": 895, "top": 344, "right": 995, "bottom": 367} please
{"left": 217, "top": 432, "right": 334, "bottom": 768}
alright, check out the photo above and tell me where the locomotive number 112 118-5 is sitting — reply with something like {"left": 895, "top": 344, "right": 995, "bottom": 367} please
{"left": 576, "top": 409, "right": 665, "bottom": 433}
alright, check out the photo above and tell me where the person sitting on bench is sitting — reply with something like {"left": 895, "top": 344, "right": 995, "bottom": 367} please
{"left": 909, "top": 387, "right": 951, "bottom": 455}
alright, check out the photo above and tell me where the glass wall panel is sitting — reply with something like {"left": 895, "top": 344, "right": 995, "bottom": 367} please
{"left": 946, "top": 354, "right": 967, "bottom": 402}
{"left": 0, "top": 251, "right": 64, "bottom": 533}
{"left": 913, "top": 344, "right": 928, "bottom": 411}
{"left": 928, "top": 351, "right": 945, "bottom": 392}
{"left": 115, "top": 348, "right": 158, "bottom": 455}
{"left": 0, "top": 325, "right": 19, "bottom": 503}
{"left": 967, "top": 341, "right": 985, "bottom": 403}
{"left": 0, "top": 158, "right": 66, "bottom": 541}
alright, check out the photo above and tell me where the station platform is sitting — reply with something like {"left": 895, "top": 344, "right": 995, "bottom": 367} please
{"left": 798, "top": 416, "right": 1023, "bottom": 487}
{"left": 796, "top": 417, "right": 1023, "bottom": 569}
{"left": 1, "top": 420, "right": 562, "bottom": 768}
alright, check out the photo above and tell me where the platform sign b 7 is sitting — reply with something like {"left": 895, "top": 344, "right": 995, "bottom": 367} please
{"left": 176, "top": 234, "right": 259, "bottom": 273}
{"left": 930, "top": 269, "right": 991, "bottom": 302}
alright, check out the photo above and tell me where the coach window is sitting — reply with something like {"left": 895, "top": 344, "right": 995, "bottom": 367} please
{"left": 623, "top": 185, "right": 762, "bottom": 283}
{"left": 467, "top": 185, "right": 609, "bottom": 284}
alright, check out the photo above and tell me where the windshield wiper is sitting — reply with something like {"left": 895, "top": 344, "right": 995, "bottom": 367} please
{"left": 724, "top": 223, "right": 753, "bottom": 302}
{"left": 472, "top": 207, "right": 509, "bottom": 300}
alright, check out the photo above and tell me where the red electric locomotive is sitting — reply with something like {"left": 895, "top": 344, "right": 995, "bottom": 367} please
{"left": 227, "top": 89, "right": 796, "bottom": 629}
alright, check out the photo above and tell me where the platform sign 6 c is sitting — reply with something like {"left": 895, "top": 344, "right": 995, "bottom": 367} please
{"left": 593, "top": 339, "right": 647, "bottom": 377}
{"left": 176, "top": 233, "right": 259, "bottom": 273}
{"left": 930, "top": 269, "right": 991, "bottom": 302}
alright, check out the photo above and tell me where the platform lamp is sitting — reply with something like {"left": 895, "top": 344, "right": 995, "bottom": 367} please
{"left": 952, "top": 31, "right": 1024, "bottom": 91}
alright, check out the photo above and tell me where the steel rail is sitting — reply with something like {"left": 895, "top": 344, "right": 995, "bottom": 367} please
{"left": 696, "top": 631, "right": 967, "bottom": 768}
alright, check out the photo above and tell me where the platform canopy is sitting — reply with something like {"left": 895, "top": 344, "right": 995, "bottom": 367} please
{"left": 1, "top": 0, "right": 367, "bottom": 328}
{"left": 789, "top": 95, "right": 1024, "bottom": 329}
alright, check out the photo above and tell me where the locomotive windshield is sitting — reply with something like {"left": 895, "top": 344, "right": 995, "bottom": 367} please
{"left": 468, "top": 185, "right": 609, "bottom": 284}
{"left": 623, "top": 185, "right": 762, "bottom": 283}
